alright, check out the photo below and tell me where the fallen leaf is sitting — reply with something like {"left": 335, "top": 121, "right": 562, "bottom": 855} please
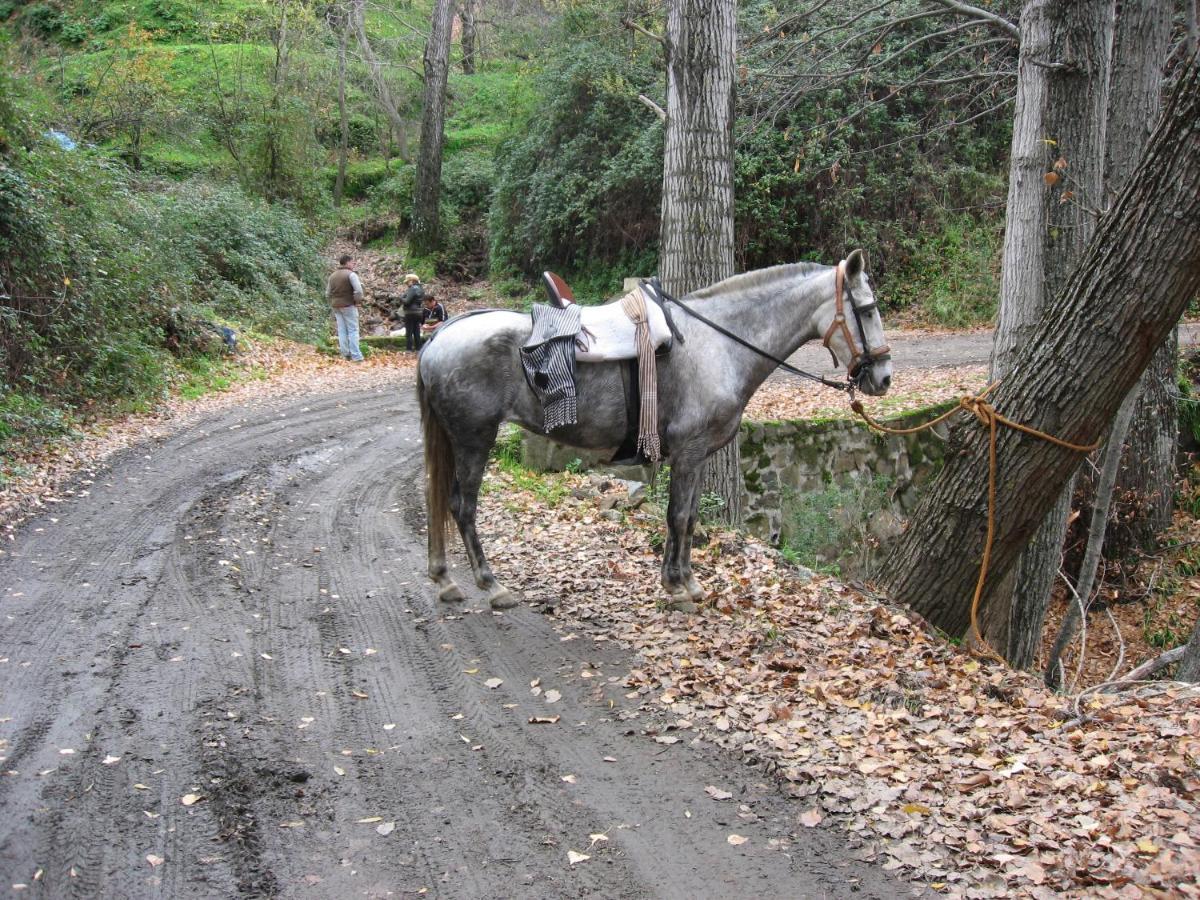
{"left": 356, "top": 817, "right": 383, "bottom": 824}
{"left": 333, "top": 766, "right": 345, "bottom": 777}
{"left": 529, "top": 716, "right": 561, "bottom": 724}
{"left": 561, "top": 774, "right": 577, "bottom": 784}
{"left": 146, "top": 854, "right": 164, "bottom": 868}
{"left": 800, "top": 809, "right": 823, "bottom": 828}
{"left": 376, "top": 822, "right": 396, "bottom": 836}
{"left": 102, "top": 755, "right": 121, "bottom": 765}
{"left": 351, "top": 690, "right": 368, "bottom": 700}
{"left": 484, "top": 678, "right": 503, "bottom": 689}
{"left": 706, "top": 786, "right": 734, "bottom": 801}
{"left": 567, "top": 851, "right": 590, "bottom": 865}
{"left": 545, "top": 690, "right": 562, "bottom": 703}
{"left": 727, "top": 834, "right": 749, "bottom": 846}
{"left": 180, "top": 794, "right": 201, "bottom": 807}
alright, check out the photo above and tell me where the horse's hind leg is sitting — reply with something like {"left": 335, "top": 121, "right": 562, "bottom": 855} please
{"left": 428, "top": 507, "right": 465, "bottom": 603}
{"left": 449, "top": 442, "right": 518, "bottom": 610}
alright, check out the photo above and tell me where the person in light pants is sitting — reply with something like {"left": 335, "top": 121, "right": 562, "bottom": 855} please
{"left": 326, "top": 253, "right": 364, "bottom": 362}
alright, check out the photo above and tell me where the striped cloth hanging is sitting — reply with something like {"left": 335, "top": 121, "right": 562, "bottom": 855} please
{"left": 520, "top": 304, "right": 582, "bottom": 431}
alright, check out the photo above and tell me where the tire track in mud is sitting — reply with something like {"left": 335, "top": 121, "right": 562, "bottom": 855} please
{"left": 0, "top": 376, "right": 906, "bottom": 898}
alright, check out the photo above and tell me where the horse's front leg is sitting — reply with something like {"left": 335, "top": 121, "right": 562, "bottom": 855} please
{"left": 449, "top": 445, "right": 518, "bottom": 610}
{"left": 661, "top": 460, "right": 705, "bottom": 611}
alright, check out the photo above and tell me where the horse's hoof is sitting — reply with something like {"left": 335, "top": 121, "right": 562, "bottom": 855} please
{"left": 489, "top": 588, "right": 518, "bottom": 610}
{"left": 685, "top": 577, "right": 706, "bottom": 602}
{"left": 438, "top": 583, "right": 466, "bottom": 603}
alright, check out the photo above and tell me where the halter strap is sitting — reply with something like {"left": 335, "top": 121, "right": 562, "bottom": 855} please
{"left": 822, "top": 261, "right": 891, "bottom": 379}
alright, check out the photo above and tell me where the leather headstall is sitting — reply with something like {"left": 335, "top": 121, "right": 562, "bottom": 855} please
{"left": 822, "top": 260, "right": 891, "bottom": 382}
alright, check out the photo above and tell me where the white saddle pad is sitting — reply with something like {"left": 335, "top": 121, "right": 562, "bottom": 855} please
{"left": 575, "top": 297, "right": 672, "bottom": 362}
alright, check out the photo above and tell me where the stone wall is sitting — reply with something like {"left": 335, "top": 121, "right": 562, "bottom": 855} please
{"left": 520, "top": 402, "right": 954, "bottom": 563}
{"left": 738, "top": 403, "right": 954, "bottom": 546}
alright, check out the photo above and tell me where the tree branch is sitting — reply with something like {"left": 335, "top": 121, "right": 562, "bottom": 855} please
{"left": 926, "top": 0, "right": 1019, "bottom": 41}
{"left": 621, "top": 18, "right": 664, "bottom": 46}
{"left": 637, "top": 93, "right": 666, "bottom": 122}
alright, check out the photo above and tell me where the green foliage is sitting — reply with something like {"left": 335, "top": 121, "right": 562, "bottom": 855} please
{"left": 0, "top": 75, "right": 322, "bottom": 456}
{"left": 887, "top": 215, "right": 1002, "bottom": 328}
{"left": 486, "top": 423, "right": 571, "bottom": 506}
{"left": 780, "top": 475, "right": 895, "bottom": 574}
{"left": 489, "top": 37, "right": 664, "bottom": 284}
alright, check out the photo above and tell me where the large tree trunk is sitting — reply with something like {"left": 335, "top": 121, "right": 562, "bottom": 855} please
{"left": 659, "top": 0, "right": 739, "bottom": 525}
{"left": 411, "top": 0, "right": 454, "bottom": 254}
{"left": 880, "top": 56, "right": 1200, "bottom": 641}
{"left": 982, "top": 0, "right": 1113, "bottom": 667}
{"left": 1100, "top": 0, "right": 1175, "bottom": 555}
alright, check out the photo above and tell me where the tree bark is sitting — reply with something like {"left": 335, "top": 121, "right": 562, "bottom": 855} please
{"left": 1178, "top": 615, "right": 1200, "bottom": 683}
{"left": 880, "top": 56, "right": 1200, "bottom": 641}
{"left": 1100, "top": 0, "right": 1175, "bottom": 555}
{"left": 411, "top": 0, "right": 454, "bottom": 254}
{"left": 334, "top": 15, "right": 349, "bottom": 207}
{"left": 460, "top": 1, "right": 477, "bottom": 75}
{"left": 658, "top": 0, "right": 739, "bottom": 525}
{"left": 983, "top": 0, "right": 1113, "bottom": 667}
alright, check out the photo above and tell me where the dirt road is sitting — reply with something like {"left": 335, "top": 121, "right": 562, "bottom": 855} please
{"left": 0, "top": 382, "right": 903, "bottom": 897}
{"left": 780, "top": 322, "right": 1200, "bottom": 382}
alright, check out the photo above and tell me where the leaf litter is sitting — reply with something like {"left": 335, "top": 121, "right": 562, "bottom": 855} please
{"left": 478, "top": 463, "right": 1200, "bottom": 898}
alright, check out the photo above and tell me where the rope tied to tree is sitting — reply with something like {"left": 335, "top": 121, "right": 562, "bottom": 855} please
{"left": 850, "top": 383, "right": 1101, "bottom": 663}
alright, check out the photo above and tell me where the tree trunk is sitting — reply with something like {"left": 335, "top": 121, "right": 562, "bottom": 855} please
{"left": 1099, "top": 0, "right": 1175, "bottom": 556}
{"left": 351, "top": 0, "right": 410, "bottom": 163}
{"left": 983, "top": 0, "right": 1113, "bottom": 667}
{"left": 880, "top": 56, "right": 1200, "bottom": 641}
{"left": 1044, "top": 383, "right": 1140, "bottom": 689}
{"left": 411, "top": 0, "right": 454, "bottom": 254}
{"left": 1178, "top": 615, "right": 1200, "bottom": 683}
{"left": 659, "top": 0, "right": 739, "bottom": 526}
{"left": 460, "top": 1, "right": 477, "bottom": 75}
{"left": 334, "top": 19, "right": 349, "bottom": 207}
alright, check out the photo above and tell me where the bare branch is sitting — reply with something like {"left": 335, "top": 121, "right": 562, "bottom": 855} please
{"left": 926, "top": 0, "right": 1019, "bottom": 41}
{"left": 637, "top": 93, "right": 666, "bottom": 122}
{"left": 621, "top": 18, "right": 664, "bottom": 46}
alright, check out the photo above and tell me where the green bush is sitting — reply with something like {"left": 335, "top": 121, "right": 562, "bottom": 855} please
{"left": 489, "top": 37, "right": 664, "bottom": 283}
{"left": 1, "top": 80, "right": 324, "bottom": 456}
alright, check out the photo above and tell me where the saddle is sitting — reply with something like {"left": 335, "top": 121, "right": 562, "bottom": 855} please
{"left": 541, "top": 271, "right": 673, "bottom": 361}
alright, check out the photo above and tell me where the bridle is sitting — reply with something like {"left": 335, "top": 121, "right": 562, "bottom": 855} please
{"left": 822, "top": 260, "right": 891, "bottom": 385}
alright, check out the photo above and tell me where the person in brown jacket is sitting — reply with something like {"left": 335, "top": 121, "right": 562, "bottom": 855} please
{"left": 326, "top": 254, "right": 364, "bottom": 361}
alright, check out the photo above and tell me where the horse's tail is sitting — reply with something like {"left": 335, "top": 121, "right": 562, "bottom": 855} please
{"left": 417, "top": 366, "right": 453, "bottom": 545}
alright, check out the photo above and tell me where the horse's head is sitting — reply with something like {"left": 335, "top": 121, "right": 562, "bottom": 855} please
{"left": 817, "top": 249, "right": 893, "bottom": 396}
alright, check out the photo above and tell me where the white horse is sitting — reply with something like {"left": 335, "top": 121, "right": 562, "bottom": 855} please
{"left": 417, "top": 250, "right": 892, "bottom": 609}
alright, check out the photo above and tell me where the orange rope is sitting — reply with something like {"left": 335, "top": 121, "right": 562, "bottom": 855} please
{"left": 850, "top": 384, "right": 1100, "bottom": 662}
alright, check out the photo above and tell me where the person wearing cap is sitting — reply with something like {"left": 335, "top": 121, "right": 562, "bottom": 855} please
{"left": 400, "top": 273, "right": 426, "bottom": 352}
{"left": 326, "top": 253, "right": 364, "bottom": 362}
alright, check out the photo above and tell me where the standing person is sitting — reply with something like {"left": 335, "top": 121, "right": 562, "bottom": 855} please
{"left": 326, "top": 253, "right": 364, "bottom": 362}
{"left": 400, "top": 273, "right": 426, "bottom": 352}
{"left": 420, "top": 289, "right": 447, "bottom": 345}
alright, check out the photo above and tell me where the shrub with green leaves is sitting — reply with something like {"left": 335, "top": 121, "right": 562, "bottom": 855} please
{"left": 1, "top": 77, "right": 323, "bottom": 456}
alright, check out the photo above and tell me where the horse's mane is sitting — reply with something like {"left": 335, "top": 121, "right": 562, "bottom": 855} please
{"left": 687, "top": 262, "right": 828, "bottom": 301}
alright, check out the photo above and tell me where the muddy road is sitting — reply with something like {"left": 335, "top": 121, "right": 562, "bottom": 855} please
{"left": 0, "top": 380, "right": 903, "bottom": 898}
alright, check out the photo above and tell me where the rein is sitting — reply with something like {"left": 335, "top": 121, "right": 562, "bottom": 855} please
{"left": 648, "top": 276, "right": 855, "bottom": 392}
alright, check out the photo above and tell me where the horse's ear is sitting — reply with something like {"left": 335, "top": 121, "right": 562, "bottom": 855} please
{"left": 845, "top": 249, "right": 867, "bottom": 279}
